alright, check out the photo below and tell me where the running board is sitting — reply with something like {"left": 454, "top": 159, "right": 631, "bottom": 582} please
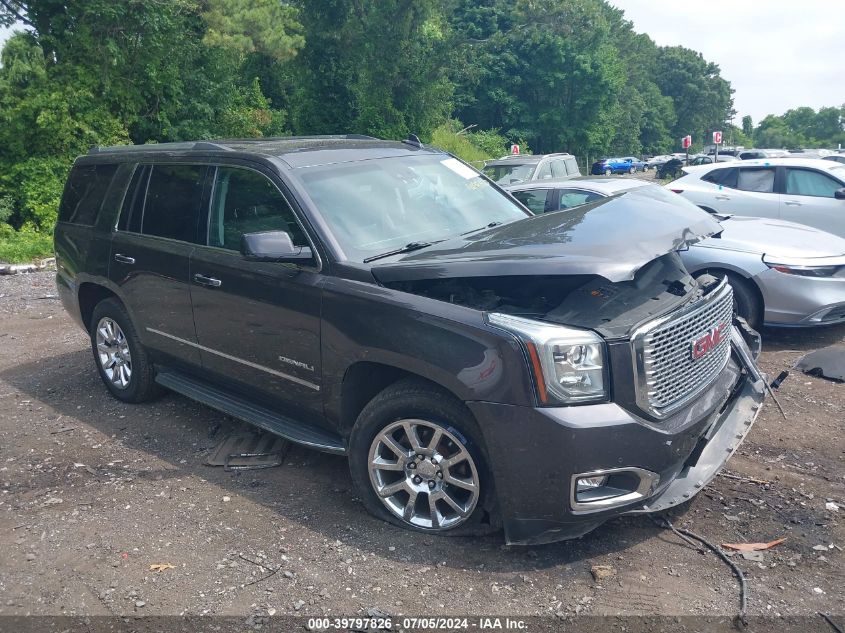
{"left": 155, "top": 370, "right": 346, "bottom": 455}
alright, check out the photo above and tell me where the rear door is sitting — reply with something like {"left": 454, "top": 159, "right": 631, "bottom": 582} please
{"left": 109, "top": 163, "right": 209, "bottom": 367}
{"left": 705, "top": 166, "right": 779, "bottom": 219}
{"left": 779, "top": 166, "right": 845, "bottom": 237}
{"left": 188, "top": 164, "right": 324, "bottom": 416}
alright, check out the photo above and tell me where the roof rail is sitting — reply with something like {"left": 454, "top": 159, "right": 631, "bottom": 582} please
{"left": 88, "top": 141, "right": 234, "bottom": 155}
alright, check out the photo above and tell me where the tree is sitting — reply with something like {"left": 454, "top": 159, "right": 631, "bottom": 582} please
{"left": 742, "top": 115, "right": 753, "bottom": 138}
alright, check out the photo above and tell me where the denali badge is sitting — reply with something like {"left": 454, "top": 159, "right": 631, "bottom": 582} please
{"left": 690, "top": 323, "right": 727, "bottom": 360}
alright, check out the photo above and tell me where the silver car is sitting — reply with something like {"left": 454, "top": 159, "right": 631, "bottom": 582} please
{"left": 505, "top": 177, "right": 845, "bottom": 328}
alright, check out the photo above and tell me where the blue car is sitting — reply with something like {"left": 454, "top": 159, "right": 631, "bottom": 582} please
{"left": 590, "top": 157, "right": 641, "bottom": 175}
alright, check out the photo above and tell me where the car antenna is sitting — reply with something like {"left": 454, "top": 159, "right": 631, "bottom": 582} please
{"left": 404, "top": 133, "right": 423, "bottom": 148}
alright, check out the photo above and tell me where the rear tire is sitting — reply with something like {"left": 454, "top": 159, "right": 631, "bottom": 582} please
{"left": 89, "top": 298, "right": 163, "bottom": 403}
{"left": 349, "top": 379, "right": 494, "bottom": 535}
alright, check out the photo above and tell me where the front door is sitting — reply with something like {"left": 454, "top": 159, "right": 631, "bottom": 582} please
{"left": 780, "top": 166, "right": 845, "bottom": 238}
{"left": 188, "top": 165, "right": 324, "bottom": 417}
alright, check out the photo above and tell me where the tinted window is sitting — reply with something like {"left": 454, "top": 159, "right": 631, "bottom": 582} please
{"left": 557, "top": 189, "right": 604, "bottom": 210}
{"left": 117, "top": 165, "right": 150, "bottom": 233}
{"left": 511, "top": 189, "right": 550, "bottom": 214}
{"left": 535, "top": 161, "right": 553, "bottom": 180}
{"left": 208, "top": 167, "right": 307, "bottom": 250}
{"left": 58, "top": 164, "right": 118, "bottom": 225}
{"left": 737, "top": 168, "right": 775, "bottom": 193}
{"left": 701, "top": 167, "right": 738, "bottom": 188}
{"left": 785, "top": 169, "right": 842, "bottom": 198}
{"left": 142, "top": 164, "right": 206, "bottom": 242}
{"left": 550, "top": 160, "right": 568, "bottom": 178}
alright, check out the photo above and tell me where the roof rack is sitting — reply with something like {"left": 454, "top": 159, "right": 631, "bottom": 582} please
{"left": 88, "top": 141, "right": 234, "bottom": 155}
{"left": 88, "top": 134, "right": 380, "bottom": 155}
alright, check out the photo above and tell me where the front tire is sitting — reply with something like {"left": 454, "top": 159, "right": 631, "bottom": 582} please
{"left": 349, "top": 379, "right": 492, "bottom": 535}
{"left": 604, "top": 168, "right": 612, "bottom": 176}
{"left": 89, "top": 298, "right": 162, "bottom": 403}
{"left": 699, "top": 272, "right": 763, "bottom": 330}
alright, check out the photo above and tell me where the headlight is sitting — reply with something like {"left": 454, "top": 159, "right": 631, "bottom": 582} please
{"left": 763, "top": 255, "right": 844, "bottom": 278}
{"left": 486, "top": 313, "right": 607, "bottom": 405}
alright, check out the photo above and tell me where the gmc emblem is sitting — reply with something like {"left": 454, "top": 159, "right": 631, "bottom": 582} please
{"left": 690, "top": 323, "right": 727, "bottom": 360}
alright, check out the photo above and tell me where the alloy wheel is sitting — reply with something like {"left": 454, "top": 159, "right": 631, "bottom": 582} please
{"left": 368, "top": 419, "right": 480, "bottom": 530}
{"left": 95, "top": 317, "right": 132, "bottom": 389}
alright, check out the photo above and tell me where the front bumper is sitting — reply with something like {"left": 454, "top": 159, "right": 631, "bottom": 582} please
{"left": 756, "top": 267, "right": 845, "bottom": 326}
{"left": 467, "top": 335, "right": 765, "bottom": 545}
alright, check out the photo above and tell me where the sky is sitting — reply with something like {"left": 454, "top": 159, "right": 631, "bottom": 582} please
{"left": 3, "top": 4, "right": 845, "bottom": 125}
{"left": 611, "top": 0, "right": 845, "bottom": 125}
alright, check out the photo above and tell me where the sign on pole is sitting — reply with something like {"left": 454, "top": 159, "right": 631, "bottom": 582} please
{"left": 510, "top": 144, "right": 520, "bottom": 155}
{"left": 713, "top": 131, "right": 723, "bottom": 144}
{"left": 681, "top": 135, "right": 691, "bottom": 149}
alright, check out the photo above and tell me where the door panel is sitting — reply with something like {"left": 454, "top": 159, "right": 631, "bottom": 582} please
{"left": 189, "top": 165, "right": 323, "bottom": 416}
{"left": 109, "top": 232, "right": 199, "bottom": 365}
{"left": 779, "top": 168, "right": 845, "bottom": 237}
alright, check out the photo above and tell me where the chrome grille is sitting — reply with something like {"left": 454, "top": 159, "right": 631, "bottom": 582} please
{"left": 632, "top": 282, "right": 734, "bottom": 417}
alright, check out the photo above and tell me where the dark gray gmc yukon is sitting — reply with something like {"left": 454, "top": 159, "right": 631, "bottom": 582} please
{"left": 54, "top": 136, "right": 766, "bottom": 545}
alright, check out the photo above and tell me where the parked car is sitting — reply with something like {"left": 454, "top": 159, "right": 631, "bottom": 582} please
{"left": 482, "top": 153, "right": 579, "bottom": 185}
{"left": 505, "top": 177, "right": 845, "bottom": 328}
{"left": 669, "top": 158, "right": 845, "bottom": 237}
{"left": 824, "top": 155, "right": 845, "bottom": 165}
{"left": 689, "top": 154, "right": 739, "bottom": 166}
{"left": 621, "top": 156, "right": 647, "bottom": 172}
{"left": 656, "top": 157, "right": 685, "bottom": 179}
{"left": 55, "top": 136, "right": 764, "bottom": 545}
{"left": 646, "top": 155, "right": 673, "bottom": 169}
{"left": 590, "top": 157, "right": 638, "bottom": 175}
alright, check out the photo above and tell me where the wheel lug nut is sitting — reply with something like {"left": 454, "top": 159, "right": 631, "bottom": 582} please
{"left": 428, "top": 481, "right": 435, "bottom": 489}
{"left": 437, "top": 471, "right": 443, "bottom": 478}
{"left": 408, "top": 462, "right": 416, "bottom": 469}
{"left": 413, "top": 476, "right": 421, "bottom": 484}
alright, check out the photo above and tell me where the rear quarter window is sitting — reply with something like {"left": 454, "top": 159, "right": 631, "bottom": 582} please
{"left": 141, "top": 164, "right": 207, "bottom": 242}
{"left": 58, "top": 164, "right": 119, "bottom": 225}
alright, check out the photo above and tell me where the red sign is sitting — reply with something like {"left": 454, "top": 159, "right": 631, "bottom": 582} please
{"left": 510, "top": 144, "right": 520, "bottom": 155}
{"left": 691, "top": 323, "right": 727, "bottom": 360}
{"left": 713, "top": 131, "right": 723, "bottom": 144}
{"left": 681, "top": 135, "right": 692, "bottom": 149}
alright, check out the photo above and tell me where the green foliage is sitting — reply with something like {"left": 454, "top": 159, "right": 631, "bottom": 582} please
{"left": 202, "top": 0, "right": 304, "bottom": 60}
{"left": 0, "top": 223, "right": 53, "bottom": 263}
{"left": 428, "top": 121, "right": 513, "bottom": 166}
{"left": 751, "top": 106, "right": 843, "bottom": 149}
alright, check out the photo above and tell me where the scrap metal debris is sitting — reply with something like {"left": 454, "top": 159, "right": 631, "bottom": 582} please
{"left": 796, "top": 345, "right": 845, "bottom": 382}
{"left": 205, "top": 431, "right": 289, "bottom": 471}
{"left": 721, "top": 538, "right": 786, "bottom": 552}
{"left": 149, "top": 563, "right": 176, "bottom": 573}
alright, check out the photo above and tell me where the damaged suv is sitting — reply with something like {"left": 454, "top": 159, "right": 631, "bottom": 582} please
{"left": 55, "top": 136, "right": 766, "bottom": 545}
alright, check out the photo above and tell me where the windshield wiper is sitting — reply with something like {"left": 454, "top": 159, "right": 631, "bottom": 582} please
{"left": 363, "top": 240, "right": 444, "bottom": 263}
{"left": 461, "top": 221, "right": 503, "bottom": 236}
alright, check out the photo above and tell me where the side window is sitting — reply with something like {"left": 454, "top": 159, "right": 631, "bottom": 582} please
{"left": 510, "top": 189, "right": 550, "bottom": 214}
{"left": 785, "top": 169, "right": 842, "bottom": 198}
{"left": 117, "top": 165, "right": 150, "bottom": 233}
{"left": 550, "top": 160, "right": 567, "bottom": 178}
{"left": 564, "top": 158, "right": 579, "bottom": 175}
{"left": 209, "top": 167, "right": 308, "bottom": 251}
{"left": 557, "top": 189, "right": 603, "bottom": 210}
{"left": 58, "top": 164, "right": 118, "bottom": 225}
{"left": 142, "top": 164, "right": 206, "bottom": 242}
{"left": 535, "top": 162, "right": 552, "bottom": 180}
{"left": 737, "top": 168, "right": 775, "bottom": 193}
{"left": 701, "top": 167, "right": 738, "bottom": 188}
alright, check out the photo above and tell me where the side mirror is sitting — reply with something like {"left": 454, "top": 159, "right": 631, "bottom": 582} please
{"left": 240, "top": 230, "right": 313, "bottom": 263}
{"left": 835, "top": 188, "right": 845, "bottom": 200}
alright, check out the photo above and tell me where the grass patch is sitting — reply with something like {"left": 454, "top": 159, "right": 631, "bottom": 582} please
{"left": 0, "top": 225, "right": 54, "bottom": 263}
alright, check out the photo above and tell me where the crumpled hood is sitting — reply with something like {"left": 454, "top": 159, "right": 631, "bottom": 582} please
{"left": 372, "top": 190, "right": 722, "bottom": 283}
{"left": 703, "top": 215, "right": 845, "bottom": 258}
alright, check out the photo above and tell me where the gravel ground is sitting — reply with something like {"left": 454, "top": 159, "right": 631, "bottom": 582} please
{"left": 0, "top": 271, "right": 843, "bottom": 626}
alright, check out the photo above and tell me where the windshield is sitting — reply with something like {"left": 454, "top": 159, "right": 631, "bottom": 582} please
{"left": 482, "top": 163, "right": 536, "bottom": 185}
{"left": 297, "top": 155, "right": 530, "bottom": 262}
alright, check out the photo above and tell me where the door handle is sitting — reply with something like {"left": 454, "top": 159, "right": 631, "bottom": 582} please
{"left": 784, "top": 200, "right": 802, "bottom": 206}
{"left": 114, "top": 253, "right": 135, "bottom": 265}
{"left": 715, "top": 195, "right": 731, "bottom": 201}
{"left": 193, "top": 274, "right": 222, "bottom": 288}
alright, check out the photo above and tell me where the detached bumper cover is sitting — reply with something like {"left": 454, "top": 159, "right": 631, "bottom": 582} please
{"left": 467, "top": 331, "right": 765, "bottom": 546}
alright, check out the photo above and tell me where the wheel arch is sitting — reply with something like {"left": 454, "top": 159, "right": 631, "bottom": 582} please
{"left": 693, "top": 266, "right": 765, "bottom": 315}
{"left": 78, "top": 282, "right": 120, "bottom": 331}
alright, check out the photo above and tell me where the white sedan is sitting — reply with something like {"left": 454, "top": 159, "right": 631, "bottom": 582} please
{"left": 667, "top": 158, "right": 845, "bottom": 238}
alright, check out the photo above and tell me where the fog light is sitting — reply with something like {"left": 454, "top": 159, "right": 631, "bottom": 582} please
{"left": 576, "top": 475, "right": 607, "bottom": 493}
{"left": 570, "top": 468, "right": 660, "bottom": 514}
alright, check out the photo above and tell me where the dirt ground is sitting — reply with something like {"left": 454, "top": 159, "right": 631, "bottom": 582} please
{"left": 0, "top": 271, "right": 843, "bottom": 628}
